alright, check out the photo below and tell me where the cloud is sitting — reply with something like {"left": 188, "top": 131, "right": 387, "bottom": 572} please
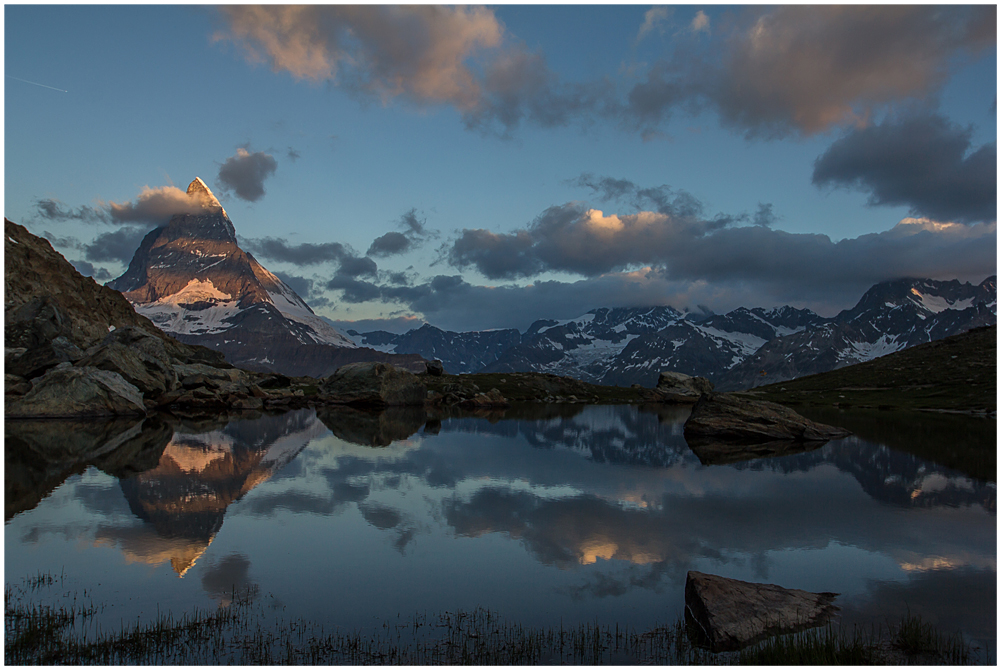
{"left": 636, "top": 7, "right": 671, "bottom": 44}
{"left": 42, "top": 231, "right": 83, "bottom": 249}
{"left": 107, "top": 186, "right": 212, "bottom": 225}
{"left": 215, "top": 5, "right": 605, "bottom": 138}
{"left": 216, "top": 148, "right": 278, "bottom": 202}
{"left": 272, "top": 270, "right": 316, "bottom": 301}
{"left": 326, "top": 274, "right": 383, "bottom": 303}
{"left": 327, "top": 315, "right": 427, "bottom": 335}
{"left": 84, "top": 226, "right": 150, "bottom": 264}
{"left": 624, "top": 5, "right": 996, "bottom": 138}
{"left": 34, "top": 199, "right": 108, "bottom": 224}
{"left": 70, "top": 259, "right": 112, "bottom": 281}
{"left": 216, "top": 6, "right": 502, "bottom": 109}
{"left": 812, "top": 113, "right": 997, "bottom": 223}
{"left": 338, "top": 255, "right": 378, "bottom": 278}
{"left": 287, "top": 147, "right": 301, "bottom": 162}
{"left": 244, "top": 237, "right": 348, "bottom": 265}
{"left": 367, "top": 231, "right": 411, "bottom": 257}
{"left": 690, "top": 10, "right": 710, "bottom": 34}
{"left": 367, "top": 208, "right": 432, "bottom": 258}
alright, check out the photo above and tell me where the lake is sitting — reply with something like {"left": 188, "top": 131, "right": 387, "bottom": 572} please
{"left": 5, "top": 404, "right": 996, "bottom": 659}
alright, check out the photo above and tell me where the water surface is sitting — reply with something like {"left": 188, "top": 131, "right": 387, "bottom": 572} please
{"left": 5, "top": 404, "right": 995, "bottom": 656}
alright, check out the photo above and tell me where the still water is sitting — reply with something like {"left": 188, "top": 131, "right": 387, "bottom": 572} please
{"left": 5, "top": 404, "right": 996, "bottom": 655}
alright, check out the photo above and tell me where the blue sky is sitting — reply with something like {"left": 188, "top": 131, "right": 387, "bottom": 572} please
{"left": 5, "top": 5, "right": 997, "bottom": 333}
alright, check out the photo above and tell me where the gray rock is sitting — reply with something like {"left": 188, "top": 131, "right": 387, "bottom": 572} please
{"left": 76, "top": 342, "right": 166, "bottom": 396}
{"left": 656, "top": 371, "right": 714, "bottom": 402}
{"left": 322, "top": 362, "right": 426, "bottom": 407}
{"left": 6, "top": 367, "right": 146, "bottom": 418}
{"left": 5, "top": 374, "right": 32, "bottom": 396}
{"left": 685, "top": 571, "right": 840, "bottom": 652}
{"left": 8, "top": 336, "right": 84, "bottom": 380}
{"left": 684, "top": 393, "right": 851, "bottom": 443}
{"left": 424, "top": 359, "right": 445, "bottom": 376}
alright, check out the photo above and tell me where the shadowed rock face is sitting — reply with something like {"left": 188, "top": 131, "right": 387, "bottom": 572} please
{"left": 684, "top": 571, "right": 840, "bottom": 652}
{"left": 321, "top": 362, "right": 427, "bottom": 407}
{"left": 684, "top": 393, "right": 851, "bottom": 444}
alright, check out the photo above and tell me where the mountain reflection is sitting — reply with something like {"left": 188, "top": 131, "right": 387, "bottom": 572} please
{"left": 111, "top": 410, "right": 321, "bottom": 576}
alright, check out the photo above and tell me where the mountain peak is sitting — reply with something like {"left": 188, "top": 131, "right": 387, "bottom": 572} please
{"left": 186, "top": 177, "right": 226, "bottom": 215}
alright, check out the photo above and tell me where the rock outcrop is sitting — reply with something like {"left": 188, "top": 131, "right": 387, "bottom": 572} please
{"left": 684, "top": 393, "right": 851, "bottom": 444}
{"left": 655, "top": 371, "right": 714, "bottom": 402}
{"left": 6, "top": 367, "right": 147, "bottom": 418}
{"left": 321, "top": 362, "right": 426, "bottom": 407}
{"left": 685, "top": 571, "right": 840, "bottom": 652}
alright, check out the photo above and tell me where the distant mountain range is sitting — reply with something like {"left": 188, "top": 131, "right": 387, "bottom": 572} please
{"left": 107, "top": 178, "right": 425, "bottom": 377}
{"left": 102, "top": 180, "right": 995, "bottom": 389}
{"left": 350, "top": 276, "right": 996, "bottom": 390}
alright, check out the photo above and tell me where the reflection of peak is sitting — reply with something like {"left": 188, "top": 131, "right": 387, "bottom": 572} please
{"left": 93, "top": 527, "right": 214, "bottom": 578}
{"left": 186, "top": 177, "right": 226, "bottom": 216}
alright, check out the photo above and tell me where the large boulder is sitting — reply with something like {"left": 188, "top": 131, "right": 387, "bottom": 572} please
{"left": 321, "top": 362, "right": 426, "bottom": 407}
{"left": 685, "top": 571, "right": 840, "bottom": 652}
{"left": 684, "top": 393, "right": 851, "bottom": 443}
{"left": 76, "top": 342, "right": 170, "bottom": 396}
{"left": 6, "top": 367, "right": 147, "bottom": 418}
{"left": 7, "top": 335, "right": 84, "bottom": 379}
{"left": 656, "top": 371, "right": 714, "bottom": 402}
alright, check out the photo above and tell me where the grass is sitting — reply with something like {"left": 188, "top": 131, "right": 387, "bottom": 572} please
{"left": 741, "top": 325, "right": 996, "bottom": 415}
{"left": 5, "top": 574, "right": 988, "bottom": 665}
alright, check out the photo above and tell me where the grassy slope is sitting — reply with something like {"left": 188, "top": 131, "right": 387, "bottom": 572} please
{"left": 739, "top": 325, "right": 996, "bottom": 416}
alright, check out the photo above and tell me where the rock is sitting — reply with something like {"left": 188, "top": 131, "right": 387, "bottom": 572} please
{"left": 424, "top": 359, "right": 445, "bottom": 376}
{"left": 76, "top": 342, "right": 169, "bottom": 396}
{"left": 684, "top": 393, "right": 851, "bottom": 443}
{"left": 8, "top": 335, "right": 84, "bottom": 379}
{"left": 5, "top": 374, "right": 32, "bottom": 396}
{"left": 257, "top": 373, "right": 292, "bottom": 389}
{"left": 656, "top": 371, "right": 714, "bottom": 402}
{"left": 321, "top": 362, "right": 426, "bottom": 407}
{"left": 173, "top": 363, "right": 248, "bottom": 385}
{"left": 6, "top": 367, "right": 147, "bottom": 418}
{"left": 685, "top": 571, "right": 840, "bottom": 652}
{"left": 458, "top": 388, "right": 510, "bottom": 408}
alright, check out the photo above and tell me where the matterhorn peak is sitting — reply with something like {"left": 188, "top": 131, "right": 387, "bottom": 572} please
{"left": 187, "top": 177, "right": 226, "bottom": 216}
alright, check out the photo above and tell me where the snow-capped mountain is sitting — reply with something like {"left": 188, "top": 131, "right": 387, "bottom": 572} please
{"left": 470, "top": 278, "right": 994, "bottom": 389}
{"left": 346, "top": 323, "right": 522, "bottom": 374}
{"left": 108, "top": 178, "right": 425, "bottom": 376}
{"left": 480, "top": 305, "right": 825, "bottom": 386}
{"left": 717, "top": 276, "right": 997, "bottom": 390}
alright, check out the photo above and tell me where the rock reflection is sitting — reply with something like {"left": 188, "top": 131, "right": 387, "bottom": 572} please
{"left": 6, "top": 416, "right": 172, "bottom": 520}
{"left": 317, "top": 406, "right": 427, "bottom": 446}
{"left": 686, "top": 437, "right": 826, "bottom": 465}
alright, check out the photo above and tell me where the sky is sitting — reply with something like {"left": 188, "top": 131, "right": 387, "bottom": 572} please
{"left": 5, "top": 4, "right": 997, "bottom": 333}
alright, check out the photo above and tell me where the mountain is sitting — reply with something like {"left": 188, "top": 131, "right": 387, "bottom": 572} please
{"left": 108, "top": 178, "right": 425, "bottom": 376}
{"left": 717, "top": 276, "right": 997, "bottom": 390}
{"left": 479, "top": 305, "right": 825, "bottom": 387}
{"left": 456, "top": 278, "right": 993, "bottom": 390}
{"left": 346, "top": 323, "right": 522, "bottom": 374}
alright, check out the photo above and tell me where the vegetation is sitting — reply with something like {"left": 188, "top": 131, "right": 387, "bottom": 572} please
{"left": 424, "top": 371, "right": 664, "bottom": 404}
{"left": 740, "top": 325, "right": 996, "bottom": 415}
{"left": 6, "top": 575, "right": 987, "bottom": 665}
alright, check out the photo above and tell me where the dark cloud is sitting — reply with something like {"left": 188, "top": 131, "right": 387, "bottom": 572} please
{"left": 244, "top": 237, "right": 348, "bottom": 265}
{"left": 272, "top": 271, "right": 316, "bottom": 300}
{"left": 43, "top": 231, "right": 82, "bottom": 249}
{"left": 327, "top": 316, "right": 426, "bottom": 335}
{"left": 217, "top": 148, "right": 278, "bottom": 202}
{"left": 200, "top": 553, "right": 257, "bottom": 603}
{"left": 812, "top": 113, "right": 997, "bottom": 223}
{"left": 70, "top": 260, "right": 112, "bottom": 281}
{"left": 326, "top": 274, "right": 382, "bottom": 303}
{"left": 287, "top": 147, "right": 301, "bottom": 162}
{"left": 622, "top": 6, "right": 996, "bottom": 138}
{"left": 84, "top": 226, "right": 149, "bottom": 264}
{"left": 34, "top": 199, "right": 108, "bottom": 224}
{"left": 367, "top": 209, "right": 431, "bottom": 258}
{"left": 338, "top": 255, "right": 378, "bottom": 278}
{"left": 367, "top": 231, "right": 411, "bottom": 257}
